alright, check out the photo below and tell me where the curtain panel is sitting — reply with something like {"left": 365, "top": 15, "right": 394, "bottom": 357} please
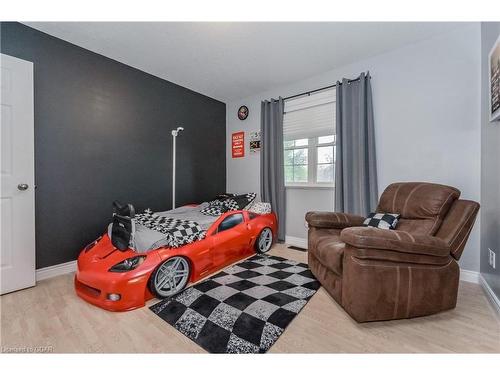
{"left": 260, "top": 98, "right": 286, "bottom": 241}
{"left": 335, "top": 72, "right": 378, "bottom": 215}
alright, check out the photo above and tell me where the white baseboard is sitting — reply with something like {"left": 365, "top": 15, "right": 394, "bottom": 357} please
{"left": 479, "top": 274, "right": 500, "bottom": 315}
{"left": 285, "top": 236, "right": 308, "bottom": 249}
{"left": 36, "top": 260, "right": 77, "bottom": 282}
{"left": 460, "top": 269, "right": 480, "bottom": 284}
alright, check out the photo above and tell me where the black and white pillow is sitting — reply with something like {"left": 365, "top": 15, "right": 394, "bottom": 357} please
{"left": 201, "top": 204, "right": 230, "bottom": 217}
{"left": 363, "top": 212, "right": 400, "bottom": 230}
{"left": 202, "top": 193, "right": 257, "bottom": 216}
{"left": 207, "top": 193, "right": 235, "bottom": 206}
{"left": 223, "top": 193, "right": 257, "bottom": 211}
{"left": 242, "top": 193, "right": 257, "bottom": 209}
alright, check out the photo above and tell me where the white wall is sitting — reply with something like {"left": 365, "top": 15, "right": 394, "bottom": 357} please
{"left": 226, "top": 24, "right": 482, "bottom": 271}
{"left": 285, "top": 188, "right": 334, "bottom": 241}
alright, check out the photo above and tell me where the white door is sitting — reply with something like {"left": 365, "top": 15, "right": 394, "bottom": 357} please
{"left": 0, "top": 53, "right": 35, "bottom": 294}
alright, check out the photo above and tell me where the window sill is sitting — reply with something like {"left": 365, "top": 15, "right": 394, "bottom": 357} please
{"left": 285, "top": 184, "right": 334, "bottom": 190}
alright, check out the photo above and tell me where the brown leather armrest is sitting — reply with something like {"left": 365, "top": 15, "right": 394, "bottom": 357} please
{"left": 340, "top": 227, "right": 450, "bottom": 257}
{"left": 305, "top": 211, "right": 365, "bottom": 229}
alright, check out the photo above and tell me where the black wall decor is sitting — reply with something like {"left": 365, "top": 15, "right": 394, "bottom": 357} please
{"left": 0, "top": 22, "right": 226, "bottom": 268}
{"left": 238, "top": 105, "right": 249, "bottom": 120}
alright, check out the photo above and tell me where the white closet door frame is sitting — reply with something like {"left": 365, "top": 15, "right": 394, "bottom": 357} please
{"left": 1, "top": 53, "right": 35, "bottom": 294}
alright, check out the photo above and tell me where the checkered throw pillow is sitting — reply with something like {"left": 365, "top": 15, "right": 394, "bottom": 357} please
{"left": 207, "top": 193, "right": 236, "bottom": 206}
{"left": 363, "top": 212, "right": 400, "bottom": 230}
{"left": 223, "top": 193, "right": 257, "bottom": 211}
{"left": 200, "top": 204, "right": 230, "bottom": 217}
{"left": 202, "top": 193, "right": 257, "bottom": 216}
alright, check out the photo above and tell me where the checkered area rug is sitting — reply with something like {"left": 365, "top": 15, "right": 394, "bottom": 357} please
{"left": 149, "top": 254, "right": 320, "bottom": 353}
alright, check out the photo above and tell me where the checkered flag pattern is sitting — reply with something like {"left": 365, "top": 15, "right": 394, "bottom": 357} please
{"left": 236, "top": 192, "right": 257, "bottom": 209}
{"left": 134, "top": 212, "right": 206, "bottom": 248}
{"left": 201, "top": 193, "right": 258, "bottom": 217}
{"left": 222, "top": 198, "right": 241, "bottom": 211}
{"left": 150, "top": 254, "right": 320, "bottom": 353}
{"left": 200, "top": 205, "right": 230, "bottom": 217}
{"left": 363, "top": 212, "right": 401, "bottom": 230}
{"left": 206, "top": 198, "right": 228, "bottom": 206}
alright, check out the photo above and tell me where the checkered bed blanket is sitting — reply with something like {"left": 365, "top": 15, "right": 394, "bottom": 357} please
{"left": 133, "top": 212, "right": 206, "bottom": 248}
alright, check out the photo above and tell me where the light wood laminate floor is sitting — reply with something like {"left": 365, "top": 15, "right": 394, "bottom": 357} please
{"left": 1, "top": 244, "right": 499, "bottom": 353}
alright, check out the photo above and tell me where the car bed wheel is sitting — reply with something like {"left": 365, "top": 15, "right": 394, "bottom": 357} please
{"left": 149, "top": 257, "right": 190, "bottom": 298}
{"left": 255, "top": 227, "right": 273, "bottom": 254}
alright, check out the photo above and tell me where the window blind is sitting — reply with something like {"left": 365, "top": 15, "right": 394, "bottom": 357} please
{"left": 283, "top": 89, "right": 336, "bottom": 140}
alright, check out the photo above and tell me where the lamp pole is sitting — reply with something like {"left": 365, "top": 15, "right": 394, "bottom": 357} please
{"left": 171, "top": 127, "right": 184, "bottom": 209}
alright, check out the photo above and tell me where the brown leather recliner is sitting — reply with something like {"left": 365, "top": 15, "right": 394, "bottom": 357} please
{"left": 305, "top": 182, "right": 479, "bottom": 323}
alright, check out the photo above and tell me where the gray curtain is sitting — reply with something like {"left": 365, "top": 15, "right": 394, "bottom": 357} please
{"left": 261, "top": 97, "right": 286, "bottom": 241}
{"left": 335, "top": 72, "right": 378, "bottom": 215}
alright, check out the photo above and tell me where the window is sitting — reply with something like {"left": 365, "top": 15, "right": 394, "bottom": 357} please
{"left": 284, "top": 138, "right": 309, "bottom": 183}
{"left": 316, "top": 135, "right": 335, "bottom": 183}
{"left": 283, "top": 89, "right": 336, "bottom": 187}
{"left": 218, "top": 213, "right": 244, "bottom": 232}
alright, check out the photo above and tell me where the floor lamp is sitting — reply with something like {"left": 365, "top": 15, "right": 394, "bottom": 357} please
{"left": 171, "top": 126, "right": 184, "bottom": 209}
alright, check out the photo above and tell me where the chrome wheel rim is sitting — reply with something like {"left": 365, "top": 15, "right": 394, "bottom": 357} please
{"left": 258, "top": 228, "right": 273, "bottom": 253}
{"left": 154, "top": 257, "right": 189, "bottom": 297}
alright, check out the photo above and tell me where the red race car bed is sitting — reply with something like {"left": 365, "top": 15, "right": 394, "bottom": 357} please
{"left": 75, "top": 194, "right": 277, "bottom": 312}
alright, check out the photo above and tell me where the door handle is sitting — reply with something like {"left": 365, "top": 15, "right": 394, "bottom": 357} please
{"left": 17, "top": 183, "right": 29, "bottom": 191}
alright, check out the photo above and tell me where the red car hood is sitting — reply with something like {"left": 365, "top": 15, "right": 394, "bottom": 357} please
{"left": 78, "top": 234, "right": 140, "bottom": 271}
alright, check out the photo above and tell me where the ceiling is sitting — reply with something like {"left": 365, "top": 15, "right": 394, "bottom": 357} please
{"left": 25, "top": 22, "right": 463, "bottom": 102}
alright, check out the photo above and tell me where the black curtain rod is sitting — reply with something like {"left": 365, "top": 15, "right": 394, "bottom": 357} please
{"left": 283, "top": 75, "right": 369, "bottom": 101}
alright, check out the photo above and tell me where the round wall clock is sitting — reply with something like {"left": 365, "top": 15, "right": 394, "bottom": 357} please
{"left": 238, "top": 105, "right": 249, "bottom": 120}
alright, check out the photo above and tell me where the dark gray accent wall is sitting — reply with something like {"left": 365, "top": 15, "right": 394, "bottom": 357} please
{"left": 480, "top": 22, "right": 500, "bottom": 300}
{"left": 1, "top": 22, "right": 226, "bottom": 268}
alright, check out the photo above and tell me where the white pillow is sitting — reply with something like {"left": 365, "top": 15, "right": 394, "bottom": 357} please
{"left": 248, "top": 201, "right": 271, "bottom": 215}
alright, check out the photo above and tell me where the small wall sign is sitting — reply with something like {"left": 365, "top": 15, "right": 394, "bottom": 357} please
{"left": 249, "top": 131, "right": 261, "bottom": 153}
{"left": 231, "top": 131, "right": 245, "bottom": 158}
{"left": 238, "top": 105, "right": 249, "bottom": 120}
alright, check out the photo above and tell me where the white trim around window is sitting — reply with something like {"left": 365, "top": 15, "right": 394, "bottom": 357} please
{"left": 285, "top": 184, "right": 334, "bottom": 190}
{"left": 284, "top": 135, "right": 335, "bottom": 188}
{"left": 283, "top": 88, "right": 336, "bottom": 188}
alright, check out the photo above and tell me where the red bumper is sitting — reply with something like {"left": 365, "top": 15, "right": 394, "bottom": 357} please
{"left": 75, "top": 265, "right": 154, "bottom": 312}
{"left": 74, "top": 234, "right": 160, "bottom": 312}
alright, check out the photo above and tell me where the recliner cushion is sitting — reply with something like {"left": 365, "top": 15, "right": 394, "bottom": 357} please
{"left": 393, "top": 218, "right": 437, "bottom": 236}
{"left": 377, "top": 182, "right": 460, "bottom": 235}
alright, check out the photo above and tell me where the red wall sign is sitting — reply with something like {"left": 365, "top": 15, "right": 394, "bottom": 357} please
{"left": 231, "top": 131, "right": 245, "bottom": 158}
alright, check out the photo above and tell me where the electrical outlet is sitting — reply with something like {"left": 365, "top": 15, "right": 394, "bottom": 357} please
{"left": 489, "top": 248, "right": 496, "bottom": 269}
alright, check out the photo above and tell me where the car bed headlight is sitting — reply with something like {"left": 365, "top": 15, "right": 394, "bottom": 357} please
{"left": 109, "top": 256, "right": 146, "bottom": 272}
